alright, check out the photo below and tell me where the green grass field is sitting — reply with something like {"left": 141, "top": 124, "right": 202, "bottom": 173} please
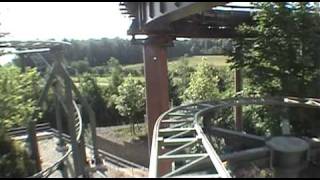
{"left": 124, "top": 55, "right": 230, "bottom": 71}
{"left": 72, "top": 55, "right": 230, "bottom": 86}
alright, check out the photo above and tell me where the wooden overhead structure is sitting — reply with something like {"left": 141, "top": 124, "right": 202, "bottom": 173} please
{"left": 119, "top": 2, "right": 255, "bottom": 152}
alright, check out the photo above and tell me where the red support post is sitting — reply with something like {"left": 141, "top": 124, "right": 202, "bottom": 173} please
{"left": 234, "top": 69, "right": 243, "bottom": 131}
{"left": 143, "top": 36, "right": 171, "bottom": 150}
{"left": 143, "top": 35, "right": 172, "bottom": 175}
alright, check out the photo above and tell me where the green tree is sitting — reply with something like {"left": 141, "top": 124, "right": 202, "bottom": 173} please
{"left": 0, "top": 27, "right": 38, "bottom": 177}
{"left": 113, "top": 74, "right": 145, "bottom": 135}
{"left": 79, "top": 73, "right": 126, "bottom": 126}
{"left": 103, "top": 57, "right": 124, "bottom": 106}
{"left": 228, "top": 2, "right": 320, "bottom": 136}
{"left": 106, "top": 57, "right": 124, "bottom": 95}
{"left": 182, "top": 58, "right": 220, "bottom": 102}
{"left": 0, "top": 65, "right": 40, "bottom": 177}
{"left": 70, "top": 59, "right": 90, "bottom": 74}
{"left": 229, "top": 2, "right": 320, "bottom": 97}
{"left": 0, "top": 128, "right": 36, "bottom": 177}
{"left": 0, "top": 66, "right": 41, "bottom": 129}
{"left": 106, "top": 57, "right": 122, "bottom": 72}
{"left": 169, "top": 59, "right": 195, "bottom": 105}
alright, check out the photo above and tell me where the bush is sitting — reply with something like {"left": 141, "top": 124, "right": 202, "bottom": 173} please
{"left": 169, "top": 59, "right": 195, "bottom": 105}
{"left": 0, "top": 66, "right": 41, "bottom": 129}
{"left": 113, "top": 74, "right": 145, "bottom": 134}
{"left": 70, "top": 60, "right": 90, "bottom": 74}
{"left": 182, "top": 58, "right": 221, "bottom": 102}
{"left": 228, "top": 2, "right": 320, "bottom": 136}
{"left": 0, "top": 128, "right": 36, "bottom": 177}
{"left": 79, "top": 74, "right": 120, "bottom": 126}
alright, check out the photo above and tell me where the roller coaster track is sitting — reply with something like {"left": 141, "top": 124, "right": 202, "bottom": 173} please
{"left": 28, "top": 100, "right": 83, "bottom": 178}
{"left": 149, "top": 96, "right": 320, "bottom": 178}
{"left": 2, "top": 40, "right": 101, "bottom": 178}
{"left": 24, "top": 50, "right": 89, "bottom": 178}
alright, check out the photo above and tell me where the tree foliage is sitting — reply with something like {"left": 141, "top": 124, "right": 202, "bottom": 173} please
{"left": 79, "top": 73, "right": 121, "bottom": 126}
{"left": 103, "top": 57, "right": 124, "bottom": 107}
{"left": 0, "top": 128, "right": 36, "bottom": 177}
{"left": 182, "top": 58, "right": 221, "bottom": 102}
{"left": 0, "top": 66, "right": 41, "bottom": 129}
{"left": 0, "top": 65, "right": 40, "bottom": 177}
{"left": 113, "top": 74, "right": 145, "bottom": 134}
{"left": 229, "top": 2, "right": 320, "bottom": 97}
{"left": 70, "top": 59, "right": 90, "bottom": 74}
{"left": 169, "top": 59, "right": 195, "bottom": 105}
{"left": 62, "top": 38, "right": 232, "bottom": 68}
{"left": 228, "top": 2, "right": 320, "bottom": 136}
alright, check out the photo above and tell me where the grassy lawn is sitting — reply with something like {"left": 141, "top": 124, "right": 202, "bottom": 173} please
{"left": 72, "top": 55, "right": 229, "bottom": 87}
{"left": 124, "top": 55, "right": 230, "bottom": 71}
{"left": 73, "top": 76, "right": 144, "bottom": 87}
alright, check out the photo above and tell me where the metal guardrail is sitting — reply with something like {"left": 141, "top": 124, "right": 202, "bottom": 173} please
{"left": 8, "top": 123, "right": 51, "bottom": 137}
{"left": 149, "top": 96, "right": 320, "bottom": 178}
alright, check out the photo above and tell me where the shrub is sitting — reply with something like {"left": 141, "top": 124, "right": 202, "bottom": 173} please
{"left": 0, "top": 66, "right": 41, "bottom": 129}
{"left": 113, "top": 74, "right": 145, "bottom": 134}
{"left": 0, "top": 128, "right": 36, "bottom": 177}
{"left": 182, "top": 58, "right": 221, "bottom": 102}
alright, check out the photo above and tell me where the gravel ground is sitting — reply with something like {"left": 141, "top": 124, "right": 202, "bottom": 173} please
{"left": 38, "top": 137, "right": 64, "bottom": 170}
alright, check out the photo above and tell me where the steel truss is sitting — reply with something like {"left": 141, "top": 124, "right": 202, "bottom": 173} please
{"left": 149, "top": 97, "right": 320, "bottom": 178}
{"left": 1, "top": 41, "right": 102, "bottom": 178}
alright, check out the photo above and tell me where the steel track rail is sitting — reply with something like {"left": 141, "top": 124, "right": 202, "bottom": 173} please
{"left": 26, "top": 53, "right": 85, "bottom": 178}
{"left": 28, "top": 102, "right": 83, "bottom": 178}
{"left": 149, "top": 96, "right": 320, "bottom": 178}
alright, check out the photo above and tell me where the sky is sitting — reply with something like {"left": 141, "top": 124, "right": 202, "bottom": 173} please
{"left": 0, "top": 2, "right": 132, "bottom": 41}
{"left": 0, "top": 2, "right": 252, "bottom": 41}
{"left": 0, "top": 2, "right": 251, "bottom": 65}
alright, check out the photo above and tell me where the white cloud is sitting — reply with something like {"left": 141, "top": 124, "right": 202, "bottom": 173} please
{"left": 0, "top": 2, "right": 132, "bottom": 41}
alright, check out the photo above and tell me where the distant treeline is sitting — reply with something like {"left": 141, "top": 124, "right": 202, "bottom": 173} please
{"left": 62, "top": 38, "right": 232, "bottom": 66}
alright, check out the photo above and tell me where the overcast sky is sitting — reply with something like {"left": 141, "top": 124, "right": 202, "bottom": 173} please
{"left": 0, "top": 2, "right": 132, "bottom": 41}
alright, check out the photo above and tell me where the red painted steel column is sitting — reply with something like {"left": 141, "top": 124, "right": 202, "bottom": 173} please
{"left": 234, "top": 69, "right": 243, "bottom": 131}
{"left": 143, "top": 36, "right": 171, "bottom": 150}
{"left": 143, "top": 36, "right": 173, "bottom": 175}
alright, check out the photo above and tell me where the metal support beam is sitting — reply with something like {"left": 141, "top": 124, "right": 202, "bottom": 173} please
{"left": 59, "top": 62, "right": 102, "bottom": 166}
{"left": 143, "top": 35, "right": 171, "bottom": 150}
{"left": 25, "top": 57, "right": 59, "bottom": 173}
{"left": 221, "top": 146, "right": 270, "bottom": 163}
{"left": 64, "top": 76, "right": 83, "bottom": 177}
{"left": 234, "top": 69, "right": 243, "bottom": 131}
{"left": 143, "top": 35, "right": 172, "bottom": 175}
{"left": 26, "top": 119, "right": 42, "bottom": 172}
{"left": 207, "top": 127, "right": 265, "bottom": 146}
{"left": 54, "top": 83, "right": 67, "bottom": 152}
